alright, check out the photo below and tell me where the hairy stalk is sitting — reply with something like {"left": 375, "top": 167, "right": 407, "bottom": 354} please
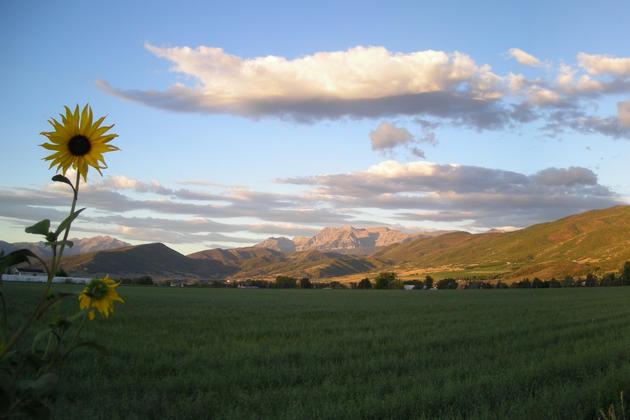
{"left": 0, "top": 253, "right": 52, "bottom": 359}
{"left": 48, "top": 170, "right": 81, "bottom": 296}
{"left": 0, "top": 174, "right": 80, "bottom": 359}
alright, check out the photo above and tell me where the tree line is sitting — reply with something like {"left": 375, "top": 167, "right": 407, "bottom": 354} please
{"left": 107, "top": 261, "right": 630, "bottom": 289}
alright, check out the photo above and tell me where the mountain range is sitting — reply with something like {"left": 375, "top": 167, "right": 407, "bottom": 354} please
{"left": 0, "top": 236, "right": 131, "bottom": 258}
{"left": 254, "top": 226, "right": 429, "bottom": 254}
{"left": 5, "top": 206, "right": 630, "bottom": 282}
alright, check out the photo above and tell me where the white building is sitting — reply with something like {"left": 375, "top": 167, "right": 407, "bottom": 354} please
{"left": 2, "top": 268, "right": 90, "bottom": 284}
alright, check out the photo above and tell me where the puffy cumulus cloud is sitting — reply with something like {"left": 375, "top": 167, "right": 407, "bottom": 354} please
{"left": 508, "top": 48, "right": 542, "bottom": 67}
{"left": 369, "top": 120, "right": 441, "bottom": 158}
{"left": 370, "top": 122, "right": 414, "bottom": 151}
{"left": 100, "top": 45, "right": 509, "bottom": 127}
{"left": 101, "top": 44, "right": 630, "bottom": 139}
{"left": 578, "top": 53, "right": 630, "bottom": 77}
{"left": 531, "top": 167, "right": 598, "bottom": 186}
{"left": 526, "top": 86, "right": 562, "bottom": 105}
{"left": 618, "top": 98, "right": 630, "bottom": 127}
{"left": 0, "top": 161, "right": 625, "bottom": 247}
{"left": 0, "top": 175, "right": 335, "bottom": 249}
{"left": 543, "top": 109, "right": 630, "bottom": 139}
{"left": 280, "top": 160, "right": 622, "bottom": 228}
{"left": 142, "top": 44, "right": 497, "bottom": 101}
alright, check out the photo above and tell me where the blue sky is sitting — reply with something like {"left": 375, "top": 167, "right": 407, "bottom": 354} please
{"left": 2, "top": 0, "right": 630, "bottom": 254}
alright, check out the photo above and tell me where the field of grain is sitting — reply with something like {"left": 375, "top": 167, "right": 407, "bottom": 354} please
{"left": 6, "top": 284, "right": 630, "bottom": 419}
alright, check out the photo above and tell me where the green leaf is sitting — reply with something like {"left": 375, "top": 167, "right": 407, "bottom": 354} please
{"left": 18, "top": 373, "right": 58, "bottom": 398}
{"left": 63, "top": 341, "right": 109, "bottom": 360}
{"left": 52, "top": 174, "right": 74, "bottom": 190}
{"left": 31, "top": 328, "right": 54, "bottom": 353}
{"left": 0, "top": 249, "right": 38, "bottom": 273}
{"left": 22, "top": 399, "right": 51, "bottom": 420}
{"left": 25, "top": 220, "right": 50, "bottom": 236}
{"left": 67, "top": 310, "right": 87, "bottom": 323}
{"left": 45, "top": 232, "right": 56, "bottom": 243}
{"left": 54, "top": 208, "right": 85, "bottom": 238}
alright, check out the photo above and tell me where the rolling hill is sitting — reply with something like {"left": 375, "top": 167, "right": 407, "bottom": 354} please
{"left": 62, "top": 243, "right": 234, "bottom": 280}
{"left": 255, "top": 226, "right": 427, "bottom": 255}
{"left": 233, "top": 249, "right": 375, "bottom": 280}
{"left": 372, "top": 205, "right": 630, "bottom": 280}
{"left": 28, "top": 205, "right": 630, "bottom": 283}
{"left": 0, "top": 236, "right": 131, "bottom": 258}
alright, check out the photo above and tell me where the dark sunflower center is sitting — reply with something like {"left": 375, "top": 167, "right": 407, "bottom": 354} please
{"left": 87, "top": 280, "right": 108, "bottom": 300}
{"left": 68, "top": 135, "right": 91, "bottom": 156}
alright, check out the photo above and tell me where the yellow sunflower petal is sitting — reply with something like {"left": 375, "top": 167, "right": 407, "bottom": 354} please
{"left": 40, "top": 104, "right": 119, "bottom": 179}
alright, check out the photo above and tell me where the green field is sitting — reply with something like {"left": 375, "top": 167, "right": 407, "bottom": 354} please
{"left": 6, "top": 284, "right": 630, "bottom": 419}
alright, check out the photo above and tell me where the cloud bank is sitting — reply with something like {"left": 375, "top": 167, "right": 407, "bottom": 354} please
{"left": 101, "top": 45, "right": 630, "bottom": 139}
{"left": 0, "top": 160, "right": 621, "bottom": 249}
{"left": 507, "top": 48, "right": 542, "bottom": 67}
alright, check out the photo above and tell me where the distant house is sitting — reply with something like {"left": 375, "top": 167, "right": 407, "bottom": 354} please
{"left": 14, "top": 268, "right": 47, "bottom": 277}
{"left": 403, "top": 285, "right": 416, "bottom": 291}
{"left": 2, "top": 268, "right": 90, "bottom": 284}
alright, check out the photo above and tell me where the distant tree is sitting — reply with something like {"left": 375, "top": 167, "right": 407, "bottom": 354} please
{"left": 357, "top": 278, "right": 372, "bottom": 289}
{"left": 251, "top": 279, "right": 272, "bottom": 288}
{"left": 600, "top": 273, "right": 616, "bottom": 287}
{"left": 275, "top": 275, "right": 297, "bottom": 288}
{"left": 299, "top": 277, "right": 313, "bottom": 289}
{"left": 403, "top": 279, "right": 424, "bottom": 289}
{"left": 515, "top": 278, "right": 532, "bottom": 288}
{"left": 329, "top": 281, "right": 346, "bottom": 289}
{"left": 55, "top": 267, "right": 69, "bottom": 277}
{"left": 119, "top": 275, "right": 153, "bottom": 286}
{"left": 375, "top": 272, "right": 398, "bottom": 289}
{"left": 561, "top": 275, "right": 575, "bottom": 288}
{"left": 531, "top": 278, "right": 546, "bottom": 288}
{"left": 436, "top": 278, "right": 458, "bottom": 289}
{"left": 207, "top": 280, "right": 226, "bottom": 288}
{"left": 584, "top": 273, "right": 598, "bottom": 287}
{"left": 548, "top": 278, "right": 562, "bottom": 288}
{"left": 135, "top": 275, "right": 153, "bottom": 285}
{"left": 496, "top": 281, "right": 509, "bottom": 289}
{"left": 424, "top": 275, "right": 434, "bottom": 289}
{"left": 621, "top": 261, "right": 630, "bottom": 286}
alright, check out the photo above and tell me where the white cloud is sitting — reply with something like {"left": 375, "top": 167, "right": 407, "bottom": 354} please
{"left": 369, "top": 120, "right": 440, "bottom": 158}
{"left": 101, "top": 45, "right": 630, "bottom": 139}
{"left": 508, "top": 48, "right": 542, "bottom": 67}
{"left": 578, "top": 53, "right": 630, "bottom": 77}
{"left": 144, "top": 44, "right": 496, "bottom": 100}
{"left": 280, "top": 160, "right": 620, "bottom": 227}
{"left": 527, "top": 86, "right": 561, "bottom": 105}
{"left": 370, "top": 122, "right": 414, "bottom": 151}
{"left": 0, "top": 160, "right": 624, "bottom": 247}
{"left": 366, "top": 160, "right": 437, "bottom": 177}
{"left": 618, "top": 98, "right": 630, "bottom": 127}
{"left": 100, "top": 45, "right": 510, "bottom": 127}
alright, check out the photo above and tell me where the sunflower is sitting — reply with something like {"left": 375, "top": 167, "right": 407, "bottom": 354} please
{"left": 78, "top": 275, "right": 124, "bottom": 320}
{"left": 40, "top": 104, "right": 119, "bottom": 181}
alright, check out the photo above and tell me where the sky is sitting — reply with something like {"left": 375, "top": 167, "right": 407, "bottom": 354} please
{"left": 1, "top": 0, "right": 630, "bottom": 254}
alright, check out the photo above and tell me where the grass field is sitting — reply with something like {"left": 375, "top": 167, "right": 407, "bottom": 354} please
{"left": 6, "top": 284, "right": 630, "bottom": 419}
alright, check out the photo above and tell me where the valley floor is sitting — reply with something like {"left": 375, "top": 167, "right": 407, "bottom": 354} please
{"left": 6, "top": 284, "right": 630, "bottom": 419}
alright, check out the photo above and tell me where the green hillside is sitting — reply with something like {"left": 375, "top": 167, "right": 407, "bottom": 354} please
{"left": 234, "top": 249, "right": 375, "bottom": 279}
{"left": 56, "top": 206, "right": 630, "bottom": 282}
{"left": 63, "top": 243, "right": 234, "bottom": 280}
{"left": 373, "top": 205, "right": 630, "bottom": 280}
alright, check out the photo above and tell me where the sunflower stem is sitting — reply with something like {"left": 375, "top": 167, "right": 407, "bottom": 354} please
{"left": 0, "top": 172, "right": 80, "bottom": 360}
{"left": 50, "top": 170, "right": 81, "bottom": 290}
{"left": 0, "top": 253, "right": 52, "bottom": 359}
